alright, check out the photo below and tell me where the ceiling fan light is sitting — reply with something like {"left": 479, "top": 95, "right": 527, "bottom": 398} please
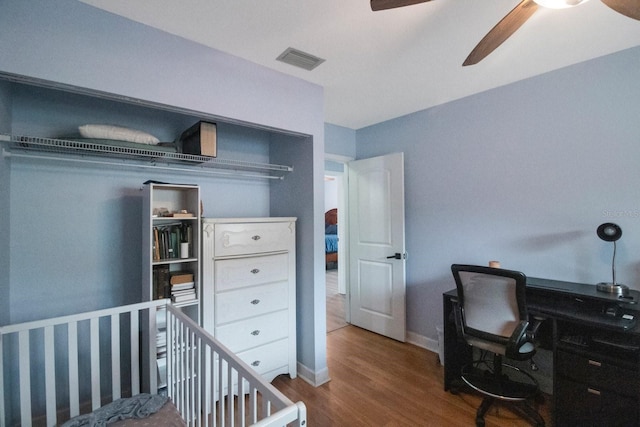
{"left": 533, "top": 0, "right": 590, "bottom": 8}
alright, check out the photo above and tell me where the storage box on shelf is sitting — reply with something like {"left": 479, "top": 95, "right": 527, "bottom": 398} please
{"left": 201, "top": 218, "right": 297, "bottom": 383}
{"left": 142, "top": 183, "right": 201, "bottom": 391}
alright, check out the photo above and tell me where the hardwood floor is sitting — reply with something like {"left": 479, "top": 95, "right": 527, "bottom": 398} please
{"left": 326, "top": 269, "right": 347, "bottom": 332}
{"left": 273, "top": 326, "right": 551, "bottom": 426}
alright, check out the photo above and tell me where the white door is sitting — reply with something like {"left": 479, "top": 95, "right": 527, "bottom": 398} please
{"left": 348, "top": 152, "right": 406, "bottom": 341}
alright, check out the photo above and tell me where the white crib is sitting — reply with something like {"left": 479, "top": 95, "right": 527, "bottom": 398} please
{"left": 0, "top": 300, "right": 306, "bottom": 427}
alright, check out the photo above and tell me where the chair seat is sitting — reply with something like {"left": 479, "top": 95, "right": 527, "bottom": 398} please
{"left": 462, "top": 364, "right": 538, "bottom": 401}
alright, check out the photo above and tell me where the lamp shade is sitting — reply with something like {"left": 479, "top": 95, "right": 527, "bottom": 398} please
{"left": 597, "top": 223, "right": 622, "bottom": 242}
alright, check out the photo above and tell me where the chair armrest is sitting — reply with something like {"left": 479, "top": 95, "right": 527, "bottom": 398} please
{"left": 505, "top": 320, "right": 530, "bottom": 359}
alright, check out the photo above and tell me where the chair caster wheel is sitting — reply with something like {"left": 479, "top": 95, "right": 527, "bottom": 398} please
{"left": 475, "top": 418, "right": 485, "bottom": 427}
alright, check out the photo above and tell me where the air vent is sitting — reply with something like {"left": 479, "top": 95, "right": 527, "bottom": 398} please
{"left": 276, "top": 47, "right": 325, "bottom": 71}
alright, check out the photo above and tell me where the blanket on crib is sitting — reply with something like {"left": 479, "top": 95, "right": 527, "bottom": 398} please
{"left": 60, "top": 394, "right": 169, "bottom": 427}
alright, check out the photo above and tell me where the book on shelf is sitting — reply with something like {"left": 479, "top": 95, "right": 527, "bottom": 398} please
{"left": 170, "top": 212, "right": 194, "bottom": 218}
{"left": 170, "top": 271, "right": 194, "bottom": 285}
{"left": 171, "top": 282, "right": 194, "bottom": 292}
{"left": 153, "top": 227, "right": 160, "bottom": 261}
{"left": 171, "top": 287, "right": 196, "bottom": 296}
{"left": 152, "top": 265, "right": 171, "bottom": 299}
{"left": 171, "top": 289, "right": 197, "bottom": 303}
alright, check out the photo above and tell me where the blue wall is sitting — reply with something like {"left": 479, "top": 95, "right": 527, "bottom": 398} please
{"left": 325, "top": 123, "right": 356, "bottom": 159}
{"left": 1, "top": 0, "right": 327, "bottom": 381}
{"left": 356, "top": 46, "right": 640, "bottom": 341}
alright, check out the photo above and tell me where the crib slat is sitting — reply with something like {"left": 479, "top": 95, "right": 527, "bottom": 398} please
{"left": 227, "top": 362, "right": 233, "bottom": 427}
{"left": 148, "top": 308, "right": 157, "bottom": 393}
{"left": 90, "top": 318, "right": 100, "bottom": 410}
{"left": 68, "top": 321, "right": 79, "bottom": 418}
{"left": 249, "top": 386, "right": 257, "bottom": 425}
{"left": 208, "top": 346, "right": 215, "bottom": 427}
{"left": 0, "top": 333, "right": 5, "bottom": 427}
{"left": 190, "top": 330, "right": 196, "bottom": 426}
{"left": 195, "top": 335, "right": 203, "bottom": 427}
{"left": 111, "top": 314, "right": 121, "bottom": 400}
{"left": 238, "top": 376, "right": 246, "bottom": 427}
{"left": 130, "top": 309, "right": 140, "bottom": 395}
{"left": 44, "top": 325, "right": 57, "bottom": 425}
{"left": 18, "top": 330, "right": 32, "bottom": 427}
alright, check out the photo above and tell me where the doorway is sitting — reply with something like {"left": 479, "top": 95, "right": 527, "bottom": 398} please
{"left": 325, "top": 169, "right": 348, "bottom": 332}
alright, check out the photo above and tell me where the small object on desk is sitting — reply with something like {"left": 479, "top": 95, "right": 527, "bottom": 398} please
{"left": 488, "top": 260, "right": 500, "bottom": 268}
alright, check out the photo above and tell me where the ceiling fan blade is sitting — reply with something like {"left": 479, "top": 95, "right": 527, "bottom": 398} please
{"left": 601, "top": 0, "right": 640, "bottom": 20}
{"left": 371, "top": 0, "right": 431, "bottom": 12}
{"left": 463, "top": 0, "right": 539, "bottom": 66}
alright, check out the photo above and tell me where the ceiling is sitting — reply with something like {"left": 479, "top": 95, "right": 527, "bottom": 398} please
{"left": 79, "top": 0, "right": 640, "bottom": 129}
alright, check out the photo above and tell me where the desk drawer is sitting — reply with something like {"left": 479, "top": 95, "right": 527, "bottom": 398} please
{"left": 215, "top": 253, "right": 289, "bottom": 292}
{"left": 555, "top": 376, "right": 638, "bottom": 427}
{"left": 556, "top": 349, "right": 638, "bottom": 397}
{"left": 215, "top": 281, "right": 288, "bottom": 324}
{"left": 214, "top": 222, "right": 294, "bottom": 257}
{"left": 215, "top": 310, "right": 289, "bottom": 353}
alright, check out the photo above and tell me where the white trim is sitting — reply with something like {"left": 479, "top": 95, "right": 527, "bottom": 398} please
{"left": 406, "top": 331, "right": 439, "bottom": 355}
{"left": 296, "top": 362, "right": 331, "bottom": 387}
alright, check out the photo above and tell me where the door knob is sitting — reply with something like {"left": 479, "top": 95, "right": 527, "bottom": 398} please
{"left": 387, "top": 253, "right": 403, "bottom": 260}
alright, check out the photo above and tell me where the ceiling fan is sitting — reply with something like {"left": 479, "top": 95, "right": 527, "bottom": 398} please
{"left": 371, "top": 0, "right": 640, "bottom": 66}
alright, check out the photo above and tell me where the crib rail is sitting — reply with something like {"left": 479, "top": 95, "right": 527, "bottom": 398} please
{"left": 165, "top": 304, "right": 306, "bottom": 427}
{"left": 0, "top": 300, "right": 163, "bottom": 427}
{"left": 0, "top": 301, "right": 306, "bottom": 427}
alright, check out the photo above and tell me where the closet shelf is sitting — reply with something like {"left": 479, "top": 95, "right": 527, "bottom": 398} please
{"left": 1, "top": 134, "right": 293, "bottom": 180}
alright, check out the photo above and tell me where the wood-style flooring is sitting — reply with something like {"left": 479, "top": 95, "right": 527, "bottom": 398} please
{"left": 273, "top": 325, "right": 551, "bottom": 426}
{"left": 326, "top": 269, "right": 347, "bottom": 333}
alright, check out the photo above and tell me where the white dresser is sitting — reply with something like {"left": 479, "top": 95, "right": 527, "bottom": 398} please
{"left": 201, "top": 217, "right": 297, "bottom": 382}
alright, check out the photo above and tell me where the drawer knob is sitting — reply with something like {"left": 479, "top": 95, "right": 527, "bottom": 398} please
{"left": 251, "top": 360, "right": 260, "bottom": 367}
{"left": 250, "top": 268, "right": 260, "bottom": 274}
{"left": 251, "top": 330, "right": 260, "bottom": 336}
{"left": 252, "top": 235, "right": 261, "bottom": 241}
{"left": 588, "top": 359, "right": 602, "bottom": 367}
{"left": 250, "top": 299, "right": 260, "bottom": 305}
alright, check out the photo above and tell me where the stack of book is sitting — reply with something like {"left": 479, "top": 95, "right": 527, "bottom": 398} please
{"left": 170, "top": 271, "right": 196, "bottom": 303}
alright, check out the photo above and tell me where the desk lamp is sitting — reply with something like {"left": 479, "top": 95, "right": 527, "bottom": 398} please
{"left": 596, "top": 222, "right": 629, "bottom": 295}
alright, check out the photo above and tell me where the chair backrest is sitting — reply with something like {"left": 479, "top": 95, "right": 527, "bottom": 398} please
{"left": 451, "top": 264, "right": 528, "bottom": 344}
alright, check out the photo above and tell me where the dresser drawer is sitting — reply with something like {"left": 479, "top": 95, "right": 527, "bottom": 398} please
{"left": 237, "top": 338, "right": 289, "bottom": 375}
{"left": 556, "top": 349, "right": 638, "bottom": 397}
{"left": 214, "top": 222, "right": 294, "bottom": 257}
{"left": 215, "top": 253, "right": 288, "bottom": 292}
{"left": 215, "top": 281, "right": 288, "bottom": 324}
{"left": 215, "top": 310, "right": 289, "bottom": 353}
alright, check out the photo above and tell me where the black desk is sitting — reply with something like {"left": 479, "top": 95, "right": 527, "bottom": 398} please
{"left": 443, "top": 277, "right": 640, "bottom": 427}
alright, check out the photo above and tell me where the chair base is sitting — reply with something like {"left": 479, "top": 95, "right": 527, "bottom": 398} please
{"left": 462, "top": 364, "right": 538, "bottom": 401}
{"left": 474, "top": 396, "right": 545, "bottom": 427}
{"left": 462, "top": 359, "right": 545, "bottom": 427}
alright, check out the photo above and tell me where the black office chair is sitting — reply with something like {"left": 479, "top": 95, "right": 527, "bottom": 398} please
{"left": 451, "top": 264, "right": 545, "bottom": 427}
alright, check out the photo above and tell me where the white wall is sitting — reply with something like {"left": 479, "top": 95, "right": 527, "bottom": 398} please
{"left": 325, "top": 178, "right": 338, "bottom": 211}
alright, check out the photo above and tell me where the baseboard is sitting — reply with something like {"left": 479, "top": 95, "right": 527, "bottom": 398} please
{"left": 406, "top": 330, "right": 438, "bottom": 355}
{"left": 296, "top": 362, "right": 331, "bottom": 387}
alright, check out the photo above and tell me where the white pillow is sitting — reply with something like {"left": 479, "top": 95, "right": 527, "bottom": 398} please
{"left": 78, "top": 124, "right": 160, "bottom": 145}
